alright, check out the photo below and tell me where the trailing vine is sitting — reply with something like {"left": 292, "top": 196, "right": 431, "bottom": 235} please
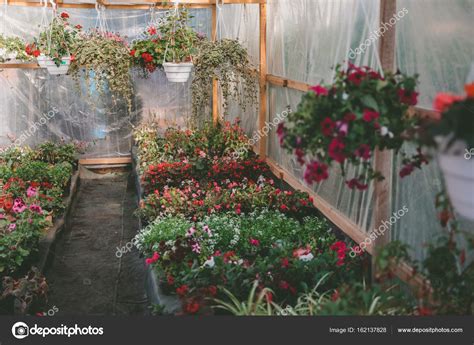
{"left": 191, "top": 39, "right": 258, "bottom": 123}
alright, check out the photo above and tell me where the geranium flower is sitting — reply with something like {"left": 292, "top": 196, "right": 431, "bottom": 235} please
{"left": 433, "top": 93, "right": 464, "bottom": 114}
{"left": 348, "top": 70, "right": 365, "bottom": 86}
{"left": 185, "top": 300, "right": 200, "bottom": 314}
{"left": 344, "top": 113, "right": 357, "bottom": 122}
{"left": 176, "top": 284, "right": 189, "bottom": 297}
{"left": 279, "top": 280, "right": 290, "bottom": 290}
{"left": 281, "top": 257, "right": 290, "bottom": 268}
{"left": 328, "top": 138, "right": 346, "bottom": 163}
{"left": 145, "top": 252, "right": 160, "bottom": 265}
{"left": 27, "top": 186, "right": 38, "bottom": 198}
{"left": 147, "top": 26, "right": 157, "bottom": 35}
{"left": 207, "top": 285, "right": 218, "bottom": 296}
{"left": 354, "top": 144, "right": 371, "bottom": 160}
{"left": 186, "top": 226, "right": 196, "bottom": 237}
{"left": 75, "top": 24, "right": 82, "bottom": 30}
{"left": 249, "top": 238, "right": 260, "bottom": 246}
{"left": 276, "top": 123, "right": 286, "bottom": 145}
{"left": 8, "top": 223, "right": 16, "bottom": 232}
{"left": 141, "top": 52, "right": 153, "bottom": 63}
{"left": 29, "top": 204, "right": 43, "bottom": 214}
{"left": 130, "top": 49, "right": 136, "bottom": 57}
{"left": 310, "top": 85, "right": 329, "bottom": 96}
{"left": 321, "top": 117, "right": 335, "bottom": 137}
{"left": 12, "top": 199, "right": 26, "bottom": 214}
{"left": 60, "top": 12, "right": 69, "bottom": 19}
{"left": 465, "top": 83, "right": 474, "bottom": 98}
{"left": 399, "top": 164, "right": 414, "bottom": 178}
{"left": 191, "top": 242, "right": 201, "bottom": 254}
{"left": 304, "top": 161, "right": 328, "bottom": 184}
{"left": 167, "top": 275, "right": 175, "bottom": 285}
{"left": 398, "top": 89, "right": 418, "bottom": 105}
{"left": 346, "top": 178, "right": 368, "bottom": 191}
{"left": 295, "top": 148, "right": 305, "bottom": 165}
{"left": 362, "top": 109, "right": 380, "bottom": 122}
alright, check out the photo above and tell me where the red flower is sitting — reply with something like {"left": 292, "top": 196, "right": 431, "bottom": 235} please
{"left": 32, "top": 50, "right": 41, "bottom": 57}
{"left": 167, "top": 275, "right": 175, "bottom": 285}
{"left": 398, "top": 89, "right": 418, "bottom": 106}
{"left": 130, "top": 50, "right": 136, "bottom": 57}
{"left": 331, "top": 289, "right": 340, "bottom": 301}
{"left": 344, "top": 113, "right": 357, "bottom": 122}
{"left": 281, "top": 257, "right": 290, "bottom": 268}
{"left": 321, "top": 117, "right": 335, "bottom": 137}
{"left": 60, "top": 12, "right": 69, "bottom": 19}
{"left": 176, "top": 285, "right": 189, "bottom": 297}
{"left": 295, "top": 148, "right": 305, "bottom": 165}
{"left": 279, "top": 204, "right": 289, "bottom": 212}
{"left": 147, "top": 26, "right": 157, "bottom": 35}
{"left": 346, "top": 178, "right": 368, "bottom": 191}
{"left": 433, "top": 93, "right": 464, "bottom": 114}
{"left": 141, "top": 52, "right": 153, "bottom": 63}
{"left": 249, "top": 238, "right": 260, "bottom": 246}
{"left": 276, "top": 123, "right": 286, "bottom": 145}
{"left": 328, "top": 138, "right": 346, "bottom": 163}
{"left": 145, "top": 252, "right": 160, "bottom": 265}
{"left": 223, "top": 251, "right": 236, "bottom": 263}
{"left": 399, "top": 164, "right": 414, "bottom": 178}
{"left": 348, "top": 70, "right": 365, "bottom": 86}
{"left": 279, "top": 280, "right": 290, "bottom": 290}
{"left": 362, "top": 109, "right": 380, "bottom": 122}
{"left": 304, "top": 161, "right": 329, "bottom": 184}
{"left": 330, "top": 241, "right": 348, "bottom": 266}
{"left": 416, "top": 306, "right": 433, "bottom": 316}
{"left": 265, "top": 291, "right": 273, "bottom": 303}
{"left": 354, "top": 144, "right": 371, "bottom": 160}
{"left": 75, "top": 24, "right": 82, "bottom": 30}
{"left": 185, "top": 300, "right": 200, "bottom": 314}
{"left": 310, "top": 85, "right": 329, "bottom": 96}
{"left": 207, "top": 285, "right": 218, "bottom": 296}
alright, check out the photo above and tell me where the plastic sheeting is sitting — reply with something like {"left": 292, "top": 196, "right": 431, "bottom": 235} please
{"left": 0, "top": 6, "right": 211, "bottom": 157}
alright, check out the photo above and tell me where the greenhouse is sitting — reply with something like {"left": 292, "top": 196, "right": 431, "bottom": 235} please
{"left": 0, "top": 0, "right": 473, "bottom": 330}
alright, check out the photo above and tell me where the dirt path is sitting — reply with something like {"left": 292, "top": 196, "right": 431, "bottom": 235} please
{"left": 45, "top": 172, "right": 148, "bottom": 315}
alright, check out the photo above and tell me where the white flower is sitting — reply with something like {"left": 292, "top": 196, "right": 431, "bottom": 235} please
{"left": 380, "top": 126, "right": 394, "bottom": 139}
{"left": 203, "top": 257, "right": 215, "bottom": 268}
{"left": 342, "top": 92, "right": 349, "bottom": 100}
{"left": 299, "top": 253, "right": 314, "bottom": 262}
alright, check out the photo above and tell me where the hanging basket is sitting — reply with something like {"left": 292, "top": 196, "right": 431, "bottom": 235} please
{"left": 437, "top": 148, "right": 474, "bottom": 221}
{"left": 163, "top": 62, "right": 193, "bottom": 83}
{"left": 45, "top": 56, "right": 71, "bottom": 75}
{"left": 36, "top": 54, "right": 51, "bottom": 68}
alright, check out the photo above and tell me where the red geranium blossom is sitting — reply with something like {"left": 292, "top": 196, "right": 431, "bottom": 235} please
{"left": 354, "top": 144, "right": 371, "bottom": 160}
{"left": 398, "top": 89, "right": 419, "bottom": 106}
{"left": 321, "top": 117, "right": 336, "bottom": 137}
{"left": 328, "top": 138, "right": 346, "bottom": 163}
{"left": 281, "top": 257, "right": 290, "bottom": 268}
{"left": 147, "top": 26, "right": 157, "bottom": 35}
{"left": 304, "top": 161, "right": 329, "bottom": 184}
{"left": 433, "top": 93, "right": 465, "bottom": 114}
{"left": 346, "top": 178, "right": 368, "bottom": 191}
{"left": 60, "top": 12, "right": 69, "bottom": 19}
{"left": 310, "top": 85, "right": 329, "bottom": 96}
{"left": 185, "top": 300, "right": 200, "bottom": 314}
{"left": 176, "top": 285, "right": 189, "bottom": 297}
{"left": 362, "top": 109, "right": 380, "bottom": 122}
{"left": 399, "top": 164, "right": 414, "bottom": 178}
{"left": 141, "top": 52, "right": 153, "bottom": 63}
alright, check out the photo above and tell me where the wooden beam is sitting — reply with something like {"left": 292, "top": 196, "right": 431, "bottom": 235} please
{"left": 258, "top": 2, "right": 267, "bottom": 157}
{"left": 266, "top": 74, "right": 310, "bottom": 92}
{"left": 266, "top": 157, "right": 372, "bottom": 253}
{"left": 79, "top": 157, "right": 132, "bottom": 166}
{"left": 0, "top": 63, "right": 40, "bottom": 69}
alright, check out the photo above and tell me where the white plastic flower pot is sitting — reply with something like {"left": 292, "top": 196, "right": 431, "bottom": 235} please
{"left": 45, "top": 56, "right": 71, "bottom": 75}
{"left": 163, "top": 62, "right": 193, "bottom": 83}
{"left": 36, "top": 54, "right": 51, "bottom": 68}
{"left": 438, "top": 153, "right": 474, "bottom": 220}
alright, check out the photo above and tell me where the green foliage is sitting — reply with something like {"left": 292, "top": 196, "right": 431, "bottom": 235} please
{"left": 191, "top": 39, "right": 258, "bottom": 122}
{"left": 0, "top": 34, "right": 31, "bottom": 62}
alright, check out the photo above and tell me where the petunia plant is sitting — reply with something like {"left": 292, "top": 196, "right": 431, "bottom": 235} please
{"left": 279, "top": 63, "right": 425, "bottom": 190}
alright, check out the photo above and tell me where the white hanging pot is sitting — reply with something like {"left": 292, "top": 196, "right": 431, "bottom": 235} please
{"left": 6, "top": 51, "right": 18, "bottom": 61}
{"left": 437, "top": 140, "right": 474, "bottom": 220}
{"left": 37, "top": 54, "right": 51, "bottom": 68}
{"left": 45, "top": 56, "right": 71, "bottom": 75}
{"left": 163, "top": 62, "right": 193, "bottom": 83}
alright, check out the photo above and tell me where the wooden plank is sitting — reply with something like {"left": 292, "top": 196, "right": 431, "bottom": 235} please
{"left": 372, "top": 0, "right": 397, "bottom": 258}
{"left": 258, "top": 2, "right": 267, "bottom": 157}
{"left": 0, "top": 63, "right": 40, "bottom": 69}
{"left": 266, "top": 74, "right": 310, "bottom": 92}
{"left": 266, "top": 157, "right": 372, "bottom": 253}
{"left": 79, "top": 157, "right": 132, "bottom": 166}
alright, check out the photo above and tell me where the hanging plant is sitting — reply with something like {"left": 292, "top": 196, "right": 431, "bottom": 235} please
{"left": 279, "top": 63, "right": 425, "bottom": 191}
{"left": 130, "top": 25, "right": 168, "bottom": 77}
{"left": 0, "top": 35, "right": 31, "bottom": 62}
{"left": 424, "top": 84, "right": 474, "bottom": 220}
{"left": 191, "top": 39, "right": 258, "bottom": 120}
{"left": 69, "top": 30, "right": 133, "bottom": 111}
{"left": 29, "top": 12, "right": 80, "bottom": 67}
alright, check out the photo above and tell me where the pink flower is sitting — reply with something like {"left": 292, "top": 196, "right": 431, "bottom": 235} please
{"left": 192, "top": 242, "right": 201, "bottom": 254}
{"left": 186, "top": 227, "right": 196, "bottom": 237}
{"left": 29, "top": 204, "right": 43, "bottom": 214}
{"left": 276, "top": 123, "right": 286, "bottom": 145}
{"left": 145, "top": 252, "right": 160, "bottom": 265}
{"left": 310, "top": 85, "right": 329, "bottom": 96}
{"left": 8, "top": 223, "right": 16, "bottom": 231}
{"left": 250, "top": 238, "right": 260, "bottom": 246}
{"left": 27, "top": 186, "right": 38, "bottom": 198}
{"left": 336, "top": 121, "right": 349, "bottom": 136}
{"left": 12, "top": 199, "right": 26, "bottom": 214}
{"left": 321, "top": 117, "right": 335, "bottom": 137}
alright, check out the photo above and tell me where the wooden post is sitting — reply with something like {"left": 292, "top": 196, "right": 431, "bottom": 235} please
{"left": 258, "top": 2, "right": 267, "bottom": 157}
{"left": 211, "top": 4, "right": 219, "bottom": 125}
{"left": 372, "top": 0, "right": 397, "bottom": 272}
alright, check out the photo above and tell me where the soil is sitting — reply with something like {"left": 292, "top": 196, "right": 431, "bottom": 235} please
{"left": 45, "top": 172, "right": 148, "bottom": 315}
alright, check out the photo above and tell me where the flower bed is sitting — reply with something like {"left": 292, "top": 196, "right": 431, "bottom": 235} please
{"left": 133, "top": 122, "right": 370, "bottom": 315}
{"left": 0, "top": 143, "right": 78, "bottom": 314}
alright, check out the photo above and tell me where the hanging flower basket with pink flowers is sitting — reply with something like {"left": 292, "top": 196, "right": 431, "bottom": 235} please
{"left": 278, "top": 63, "right": 425, "bottom": 191}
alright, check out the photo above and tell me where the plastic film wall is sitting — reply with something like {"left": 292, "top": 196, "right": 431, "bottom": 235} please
{"left": 266, "top": 0, "right": 382, "bottom": 235}
{"left": 0, "top": 6, "right": 211, "bottom": 157}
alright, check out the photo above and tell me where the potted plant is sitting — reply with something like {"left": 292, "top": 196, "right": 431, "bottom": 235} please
{"left": 160, "top": 9, "right": 200, "bottom": 83}
{"left": 69, "top": 30, "right": 133, "bottom": 111}
{"left": 191, "top": 39, "right": 258, "bottom": 121}
{"left": 130, "top": 25, "right": 167, "bottom": 77}
{"left": 31, "top": 12, "right": 80, "bottom": 75}
{"left": 0, "top": 35, "right": 31, "bottom": 62}
{"left": 427, "top": 83, "right": 474, "bottom": 220}
{"left": 279, "top": 63, "right": 425, "bottom": 190}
